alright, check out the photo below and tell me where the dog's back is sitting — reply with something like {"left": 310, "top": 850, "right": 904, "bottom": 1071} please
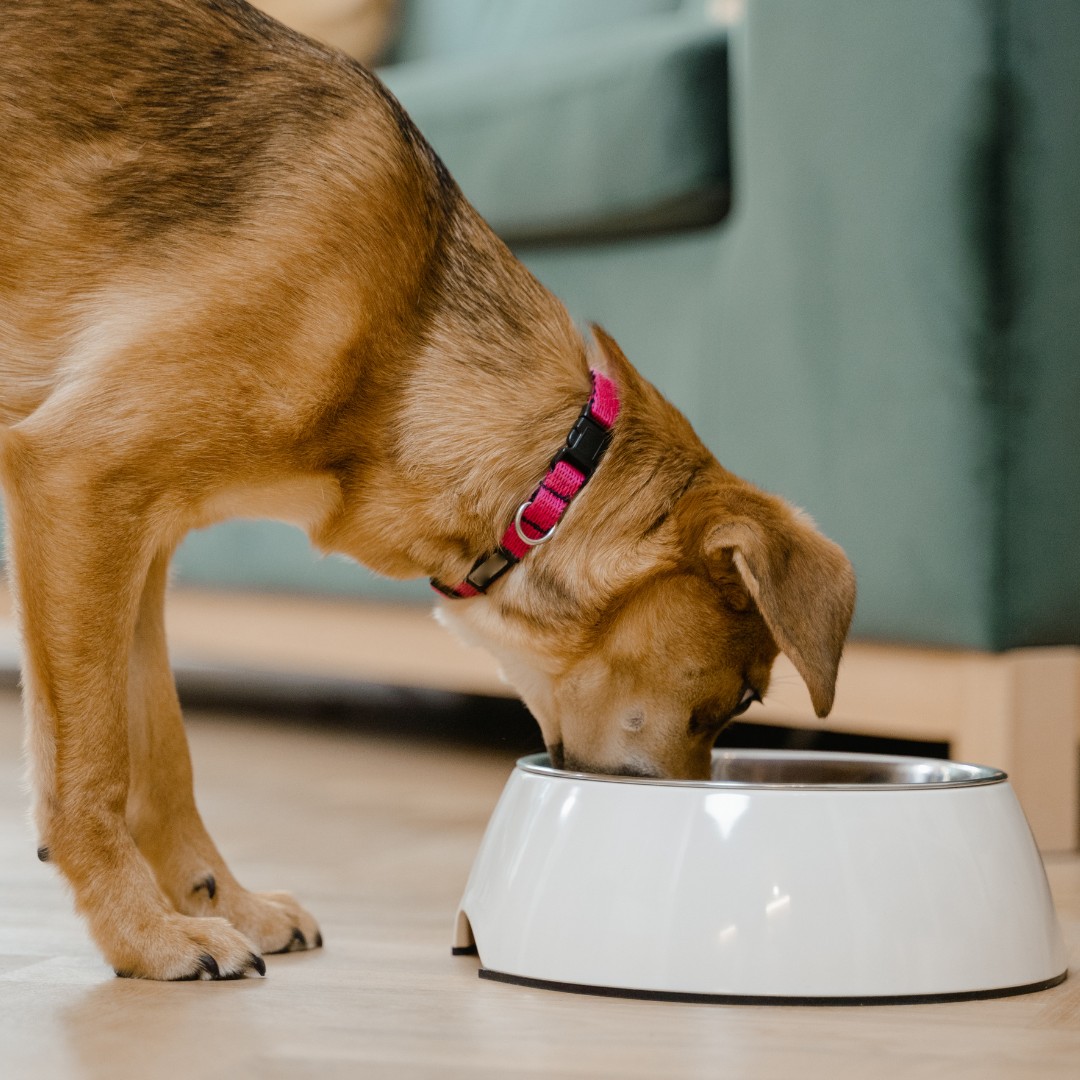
{"left": 0, "top": 0, "right": 457, "bottom": 425}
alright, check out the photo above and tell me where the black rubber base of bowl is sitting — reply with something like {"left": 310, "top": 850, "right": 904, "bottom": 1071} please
{"left": 475, "top": 965, "right": 1067, "bottom": 1007}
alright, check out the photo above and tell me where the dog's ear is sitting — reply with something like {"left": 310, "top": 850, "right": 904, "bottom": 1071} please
{"left": 588, "top": 324, "right": 635, "bottom": 386}
{"left": 704, "top": 486, "right": 856, "bottom": 717}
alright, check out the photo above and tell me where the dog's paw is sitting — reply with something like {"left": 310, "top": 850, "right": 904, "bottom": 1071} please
{"left": 235, "top": 890, "right": 323, "bottom": 955}
{"left": 185, "top": 882, "right": 322, "bottom": 955}
{"left": 109, "top": 913, "right": 264, "bottom": 982}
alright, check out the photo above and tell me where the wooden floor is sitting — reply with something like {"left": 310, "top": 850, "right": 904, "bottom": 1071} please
{"left": 1, "top": 689, "right": 1078, "bottom": 1079}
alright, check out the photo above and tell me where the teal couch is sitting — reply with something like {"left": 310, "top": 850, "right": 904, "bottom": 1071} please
{"left": 173, "top": 0, "right": 1080, "bottom": 653}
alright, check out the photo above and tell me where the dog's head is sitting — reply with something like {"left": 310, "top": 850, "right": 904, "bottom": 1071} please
{"left": 437, "top": 330, "right": 856, "bottom": 780}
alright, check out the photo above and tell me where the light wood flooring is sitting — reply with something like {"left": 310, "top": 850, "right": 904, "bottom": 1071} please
{"left": 1, "top": 687, "right": 1079, "bottom": 1079}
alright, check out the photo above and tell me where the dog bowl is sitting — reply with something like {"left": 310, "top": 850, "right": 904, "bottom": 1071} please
{"left": 453, "top": 750, "right": 1067, "bottom": 1004}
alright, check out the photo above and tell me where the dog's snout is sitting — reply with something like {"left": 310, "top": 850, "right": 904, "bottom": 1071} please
{"left": 557, "top": 749, "right": 663, "bottom": 779}
{"left": 611, "top": 762, "right": 664, "bottom": 779}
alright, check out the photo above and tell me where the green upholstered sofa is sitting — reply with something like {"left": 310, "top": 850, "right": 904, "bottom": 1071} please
{"left": 172, "top": 0, "right": 1080, "bottom": 656}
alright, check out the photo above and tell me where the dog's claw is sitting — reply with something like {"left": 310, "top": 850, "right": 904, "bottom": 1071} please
{"left": 37, "top": 845, "right": 50, "bottom": 862}
{"left": 168, "top": 951, "right": 263, "bottom": 981}
{"left": 193, "top": 873, "right": 217, "bottom": 901}
{"left": 266, "top": 926, "right": 307, "bottom": 954}
{"left": 314, "top": 930, "right": 323, "bottom": 949}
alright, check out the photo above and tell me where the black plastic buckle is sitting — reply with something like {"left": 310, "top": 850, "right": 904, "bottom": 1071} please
{"left": 552, "top": 405, "right": 612, "bottom": 477}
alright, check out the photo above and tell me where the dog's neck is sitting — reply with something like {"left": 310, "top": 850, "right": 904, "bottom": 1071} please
{"left": 311, "top": 205, "right": 708, "bottom": 641}
{"left": 314, "top": 210, "right": 597, "bottom": 589}
{"left": 429, "top": 350, "right": 712, "bottom": 671}
{"left": 404, "top": 320, "right": 597, "bottom": 592}
{"left": 430, "top": 365, "right": 618, "bottom": 599}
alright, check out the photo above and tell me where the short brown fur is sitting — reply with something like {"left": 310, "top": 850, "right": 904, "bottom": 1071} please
{"left": 0, "top": 0, "right": 855, "bottom": 980}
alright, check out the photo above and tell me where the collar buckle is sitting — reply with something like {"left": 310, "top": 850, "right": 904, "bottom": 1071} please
{"left": 552, "top": 406, "right": 613, "bottom": 478}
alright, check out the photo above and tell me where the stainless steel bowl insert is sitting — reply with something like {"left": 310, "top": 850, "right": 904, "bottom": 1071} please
{"left": 517, "top": 749, "right": 1007, "bottom": 791}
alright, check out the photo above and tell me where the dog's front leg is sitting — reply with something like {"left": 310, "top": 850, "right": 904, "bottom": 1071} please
{"left": 126, "top": 552, "right": 322, "bottom": 956}
{"left": 2, "top": 437, "right": 263, "bottom": 980}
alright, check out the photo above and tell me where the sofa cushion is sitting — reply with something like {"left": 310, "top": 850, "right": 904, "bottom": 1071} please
{"left": 386, "top": 0, "right": 686, "bottom": 65}
{"left": 379, "top": 13, "right": 730, "bottom": 241}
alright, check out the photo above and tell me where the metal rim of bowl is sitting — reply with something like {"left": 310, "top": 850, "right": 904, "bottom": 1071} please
{"left": 516, "top": 749, "right": 1008, "bottom": 791}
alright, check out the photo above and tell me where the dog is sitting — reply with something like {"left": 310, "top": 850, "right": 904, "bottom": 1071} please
{"left": 0, "top": 0, "right": 855, "bottom": 981}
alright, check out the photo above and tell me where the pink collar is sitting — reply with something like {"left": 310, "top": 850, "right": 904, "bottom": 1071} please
{"left": 432, "top": 370, "right": 620, "bottom": 599}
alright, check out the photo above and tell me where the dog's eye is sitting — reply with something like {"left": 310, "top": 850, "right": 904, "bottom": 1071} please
{"left": 729, "top": 686, "right": 761, "bottom": 719}
{"left": 689, "top": 686, "right": 761, "bottom": 736}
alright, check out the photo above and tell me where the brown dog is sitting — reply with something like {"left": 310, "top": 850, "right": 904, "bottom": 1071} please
{"left": 0, "top": 0, "right": 855, "bottom": 980}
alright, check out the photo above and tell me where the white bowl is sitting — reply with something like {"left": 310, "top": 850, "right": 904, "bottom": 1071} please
{"left": 454, "top": 750, "right": 1067, "bottom": 1004}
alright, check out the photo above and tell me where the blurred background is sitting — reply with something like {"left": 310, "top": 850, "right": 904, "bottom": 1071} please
{"left": 2, "top": 0, "right": 1077, "bottom": 846}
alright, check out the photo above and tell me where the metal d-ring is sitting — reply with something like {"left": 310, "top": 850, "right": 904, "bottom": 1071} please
{"left": 514, "top": 501, "right": 558, "bottom": 547}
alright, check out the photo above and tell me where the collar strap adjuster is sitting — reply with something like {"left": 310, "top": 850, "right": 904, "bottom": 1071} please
{"left": 430, "top": 546, "right": 517, "bottom": 597}
{"left": 432, "top": 369, "right": 619, "bottom": 599}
